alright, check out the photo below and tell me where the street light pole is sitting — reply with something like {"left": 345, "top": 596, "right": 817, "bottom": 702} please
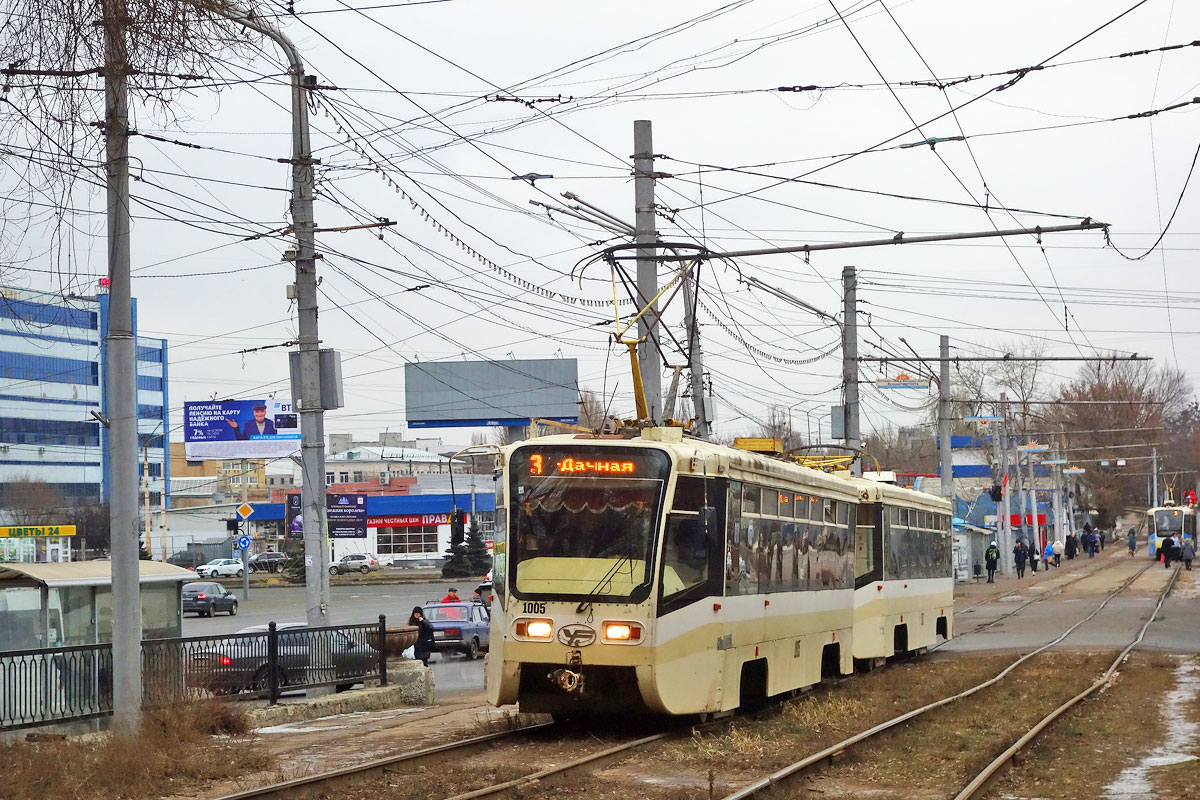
{"left": 211, "top": 3, "right": 332, "bottom": 642}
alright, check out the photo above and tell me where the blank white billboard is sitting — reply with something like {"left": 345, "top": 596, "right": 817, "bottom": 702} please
{"left": 404, "top": 359, "right": 579, "bottom": 428}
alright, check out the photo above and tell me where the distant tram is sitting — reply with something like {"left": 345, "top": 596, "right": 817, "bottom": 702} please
{"left": 484, "top": 428, "right": 953, "bottom": 718}
{"left": 1144, "top": 505, "right": 1196, "bottom": 558}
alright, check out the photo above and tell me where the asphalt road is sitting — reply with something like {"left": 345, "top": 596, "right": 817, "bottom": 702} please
{"left": 182, "top": 580, "right": 486, "bottom": 695}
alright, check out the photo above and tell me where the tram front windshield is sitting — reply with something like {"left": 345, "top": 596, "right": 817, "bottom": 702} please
{"left": 1154, "top": 509, "right": 1184, "bottom": 534}
{"left": 509, "top": 446, "right": 670, "bottom": 603}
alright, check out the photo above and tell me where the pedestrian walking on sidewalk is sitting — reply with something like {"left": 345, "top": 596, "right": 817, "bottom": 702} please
{"left": 985, "top": 541, "right": 1000, "bottom": 583}
{"left": 1029, "top": 540, "right": 1040, "bottom": 574}
{"left": 1044, "top": 541, "right": 1056, "bottom": 569}
{"left": 1052, "top": 538, "right": 1064, "bottom": 567}
{"left": 1013, "top": 540, "right": 1027, "bottom": 578}
{"left": 1181, "top": 539, "right": 1195, "bottom": 571}
{"left": 1065, "top": 533, "right": 1078, "bottom": 560}
{"left": 1128, "top": 529, "right": 1137, "bottom": 557}
{"left": 1098, "top": 529, "right": 1106, "bottom": 551}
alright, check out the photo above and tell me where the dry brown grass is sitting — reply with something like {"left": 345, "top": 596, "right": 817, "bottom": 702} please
{"left": 1, "top": 701, "right": 271, "bottom": 800}
{"left": 989, "top": 653, "right": 1197, "bottom": 800}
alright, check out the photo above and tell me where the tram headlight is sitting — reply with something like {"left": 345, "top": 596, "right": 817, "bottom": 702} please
{"left": 602, "top": 621, "right": 643, "bottom": 643}
{"left": 516, "top": 619, "right": 554, "bottom": 639}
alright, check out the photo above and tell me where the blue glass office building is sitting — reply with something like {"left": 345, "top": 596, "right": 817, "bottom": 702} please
{"left": 0, "top": 286, "right": 169, "bottom": 508}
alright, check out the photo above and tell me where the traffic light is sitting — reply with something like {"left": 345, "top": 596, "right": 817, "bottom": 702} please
{"left": 226, "top": 518, "right": 239, "bottom": 533}
{"left": 450, "top": 508, "right": 466, "bottom": 545}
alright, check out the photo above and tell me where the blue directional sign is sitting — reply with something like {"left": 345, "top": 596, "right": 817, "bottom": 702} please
{"left": 237, "top": 535, "right": 251, "bottom": 551}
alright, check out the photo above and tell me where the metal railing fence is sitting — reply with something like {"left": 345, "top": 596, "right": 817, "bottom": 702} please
{"left": 1, "top": 615, "right": 388, "bottom": 732}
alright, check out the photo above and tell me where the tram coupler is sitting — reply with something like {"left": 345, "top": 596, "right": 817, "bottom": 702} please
{"left": 549, "top": 650, "right": 585, "bottom": 694}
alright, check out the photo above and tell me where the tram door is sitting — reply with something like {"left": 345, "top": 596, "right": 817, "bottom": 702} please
{"left": 854, "top": 504, "right": 882, "bottom": 588}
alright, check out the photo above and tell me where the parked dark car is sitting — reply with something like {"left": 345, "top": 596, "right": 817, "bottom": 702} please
{"left": 185, "top": 622, "right": 377, "bottom": 695}
{"left": 423, "top": 602, "right": 489, "bottom": 659}
{"left": 249, "top": 551, "right": 287, "bottom": 573}
{"left": 182, "top": 581, "right": 238, "bottom": 617}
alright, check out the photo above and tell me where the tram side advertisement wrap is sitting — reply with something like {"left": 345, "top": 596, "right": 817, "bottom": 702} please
{"left": 508, "top": 445, "right": 671, "bottom": 604}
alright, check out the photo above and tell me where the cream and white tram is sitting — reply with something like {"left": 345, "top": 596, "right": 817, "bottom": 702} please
{"left": 485, "top": 428, "right": 954, "bottom": 717}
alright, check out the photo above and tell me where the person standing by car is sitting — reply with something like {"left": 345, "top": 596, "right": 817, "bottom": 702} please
{"left": 409, "top": 606, "right": 434, "bottom": 666}
{"left": 440, "top": 587, "right": 460, "bottom": 603}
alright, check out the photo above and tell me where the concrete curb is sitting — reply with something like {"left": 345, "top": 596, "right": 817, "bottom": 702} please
{"left": 247, "top": 660, "right": 435, "bottom": 728}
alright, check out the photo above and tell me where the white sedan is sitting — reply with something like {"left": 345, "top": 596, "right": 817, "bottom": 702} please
{"left": 196, "top": 558, "right": 244, "bottom": 578}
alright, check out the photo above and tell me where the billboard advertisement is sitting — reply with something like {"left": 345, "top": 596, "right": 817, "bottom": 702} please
{"left": 404, "top": 358, "right": 579, "bottom": 428}
{"left": 327, "top": 493, "right": 367, "bottom": 538}
{"left": 286, "top": 493, "right": 303, "bottom": 539}
{"left": 285, "top": 492, "right": 368, "bottom": 538}
{"left": 184, "top": 399, "right": 300, "bottom": 460}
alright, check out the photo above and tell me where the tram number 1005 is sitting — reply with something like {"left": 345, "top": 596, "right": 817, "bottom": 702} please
{"left": 522, "top": 602, "right": 547, "bottom": 615}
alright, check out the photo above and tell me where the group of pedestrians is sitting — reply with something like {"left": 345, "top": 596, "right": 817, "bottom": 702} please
{"left": 1159, "top": 533, "right": 1196, "bottom": 571}
{"left": 406, "top": 587, "right": 468, "bottom": 666}
{"left": 986, "top": 526, "right": 1117, "bottom": 584}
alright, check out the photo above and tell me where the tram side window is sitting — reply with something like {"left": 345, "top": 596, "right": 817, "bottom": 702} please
{"left": 725, "top": 481, "right": 745, "bottom": 596}
{"left": 778, "top": 491, "right": 792, "bottom": 519}
{"left": 1186, "top": 515, "right": 1196, "bottom": 538}
{"left": 761, "top": 489, "right": 779, "bottom": 516}
{"left": 743, "top": 485, "right": 761, "bottom": 515}
{"left": 761, "top": 518, "right": 782, "bottom": 593}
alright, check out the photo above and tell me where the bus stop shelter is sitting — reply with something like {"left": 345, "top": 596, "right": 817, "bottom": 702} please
{"left": 0, "top": 561, "right": 196, "bottom": 651}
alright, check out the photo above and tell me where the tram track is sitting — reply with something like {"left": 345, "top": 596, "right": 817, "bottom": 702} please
{"left": 209, "top": 558, "right": 1151, "bottom": 800}
{"left": 717, "top": 561, "right": 1174, "bottom": 800}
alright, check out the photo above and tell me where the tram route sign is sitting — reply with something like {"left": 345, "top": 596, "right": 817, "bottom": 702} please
{"left": 0, "top": 525, "right": 77, "bottom": 538}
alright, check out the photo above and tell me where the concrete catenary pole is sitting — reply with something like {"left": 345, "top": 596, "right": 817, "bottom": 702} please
{"left": 102, "top": 0, "right": 141, "bottom": 732}
{"left": 939, "top": 335, "right": 953, "bottom": 502}
{"left": 841, "top": 267, "right": 861, "bottom": 475}
{"left": 996, "top": 405, "right": 1011, "bottom": 574}
{"left": 1027, "top": 441, "right": 1039, "bottom": 553}
{"left": 633, "top": 121, "right": 661, "bottom": 422}
{"left": 1051, "top": 446, "right": 1064, "bottom": 544}
{"left": 214, "top": 3, "right": 332, "bottom": 639}
{"left": 1152, "top": 447, "right": 1159, "bottom": 505}
{"left": 1011, "top": 405, "right": 1025, "bottom": 550}
{"left": 681, "top": 263, "right": 711, "bottom": 439}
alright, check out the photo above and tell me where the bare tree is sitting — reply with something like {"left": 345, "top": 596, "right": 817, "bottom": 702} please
{"left": 0, "top": 0, "right": 266, "bottom": 281}
{"left": 0, "top": 477, "right": 64, "bottom": 525}
{"left": 1047, "top": 359, "right": 1193, "bottom": 521}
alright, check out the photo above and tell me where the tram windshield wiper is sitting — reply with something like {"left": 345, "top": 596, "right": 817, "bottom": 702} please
{"left": 575, "top": 550, "right": 636, "bottom": 614}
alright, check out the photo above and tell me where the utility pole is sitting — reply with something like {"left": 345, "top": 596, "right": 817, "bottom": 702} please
{"left": 938, "top": 335, "right": 952, "bottom": 502}
{"left": 681, "top": 264, "right": 712, "bottom": 438}
{"left": 1051, "top": 445, "right": 1064, "bottom": 544}
{"left": 213, "top": 3, "right": 333, "bottom": 643}
{"left": 633, "top": 120, "right": 661, "bottom": 423}
{"left": 1027, "top": 441, "right": 1038, "bottom": 553}
{"left": 103, "top": 0, "right": 140, "bottom": 733}
{"left": 144, "top": 446, "right": 154, "bottom": 560}
{"left": 1011, "top": 408, "right": 1025, "bottom": 550}
{"left": 996, "top": 404, "right": 1011, "bottom": 574}
{"left": 841, "top": 266, "right": 861, "bottom": 475}
{"left": 240, "top": 459, "right": 251, "bottom": 600}
{"left": 1152, "top": 447, "right": 1159, "bottom": 504}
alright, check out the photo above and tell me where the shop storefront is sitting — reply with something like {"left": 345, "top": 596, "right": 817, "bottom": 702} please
{"left": 0, "top": 525, "right": 75, "bottom": 564}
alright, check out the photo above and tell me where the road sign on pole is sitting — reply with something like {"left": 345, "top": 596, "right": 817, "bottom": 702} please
{"left": 236, "top": 503, "right": 254, "bottom": 520}
{"left": 237, "top": 535, "right": 252, "bottom": 551}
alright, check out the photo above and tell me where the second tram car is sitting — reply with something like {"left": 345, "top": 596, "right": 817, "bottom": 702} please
{"left": 485, "top": 428, "right": 953, "bottom": 717}
{"left": 1145, "top": 505, "right": 1196, "bottom": 558}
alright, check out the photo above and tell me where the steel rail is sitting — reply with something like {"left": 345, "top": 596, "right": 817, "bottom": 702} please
{"left": 953, "top": 565, "right": 1181, "bottom": 800}
{"left": 937, "top": 555, "right": 1121, "bottom": 648}
{"left": 720, "top": 562, "right": 1155, "bottom": 800}
{"left": 207, "top": 722, "right": 557, "bottom": 800}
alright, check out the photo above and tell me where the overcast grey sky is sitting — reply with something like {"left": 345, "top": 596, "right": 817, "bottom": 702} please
{"left": 6, "top": 0, "right": 1198, "bottom": 447}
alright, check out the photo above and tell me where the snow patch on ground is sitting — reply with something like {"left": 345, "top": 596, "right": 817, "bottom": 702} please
{"left": 1102, "top": 660, "right": 1199, "bottom": 798}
